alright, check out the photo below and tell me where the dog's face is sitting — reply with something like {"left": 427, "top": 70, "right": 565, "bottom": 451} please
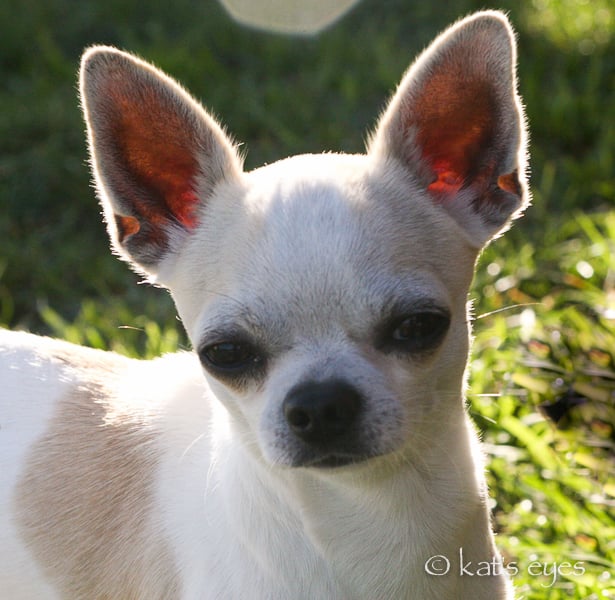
{"left": 80, "top": 12, "right": 528, "bottom": 469}
{"left": 170, "top": 153, "right": 477, "bottom": 468}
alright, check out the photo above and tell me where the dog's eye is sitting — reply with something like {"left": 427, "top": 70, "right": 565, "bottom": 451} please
{"left": 199, "top": 341, "right": 262, "bottom": 376}
{"left": 387, "top": 311, "right": 450, "bottom": 354}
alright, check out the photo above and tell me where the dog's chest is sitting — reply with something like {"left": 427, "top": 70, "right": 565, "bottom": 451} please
{"left": 155, "top": 432, "right": 437, "bottom": 599}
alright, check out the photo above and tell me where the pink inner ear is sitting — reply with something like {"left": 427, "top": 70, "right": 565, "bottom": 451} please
{"left": 427, "top": 163, "right": 464, "bottom": 195}
{"left": 102, "top": 77, "right": 203, "bottom": 237}
{"left": 171, "top": 189, "right": 200, "bottom": 229}
{"left": 121, "top": 111, "right": 200, "bottom": 225}
{"left": 410, "top": 74, "right": 497, "bottom": 199}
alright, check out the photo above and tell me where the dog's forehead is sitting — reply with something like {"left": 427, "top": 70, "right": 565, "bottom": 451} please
{"left": 244, "top": 153, "right": 369, "bottom": 218}
{"left": 241, "top": 153, "right": 474, "bottom": 278}
{"left": 245, "top": 154, "right": 371, "bottom": 259}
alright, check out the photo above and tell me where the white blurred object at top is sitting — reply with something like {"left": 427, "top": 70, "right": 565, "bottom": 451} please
{"left": 219, "top": 0, "right": 363, "bottom": 35}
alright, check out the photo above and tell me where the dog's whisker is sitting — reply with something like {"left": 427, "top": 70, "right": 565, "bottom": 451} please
{"left": 473, "top": 302, "right": 543, "bottom": 321}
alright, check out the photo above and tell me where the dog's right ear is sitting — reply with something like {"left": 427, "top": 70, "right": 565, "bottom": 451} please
{"left": 80, "top": 46, "right": 243, "bottom": 279}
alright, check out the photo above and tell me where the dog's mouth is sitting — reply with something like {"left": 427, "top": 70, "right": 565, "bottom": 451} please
{"left": 303, "top": 453, "right": 367, "bottom": 469}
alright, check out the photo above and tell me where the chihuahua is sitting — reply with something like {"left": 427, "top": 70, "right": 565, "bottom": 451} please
{"left": 0, "top": 11, "right": 528, "bottom": 599}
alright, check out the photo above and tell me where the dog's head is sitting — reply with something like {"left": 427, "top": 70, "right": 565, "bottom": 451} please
{"left": 80, "top": 11, "right": 528, "bottom": 470}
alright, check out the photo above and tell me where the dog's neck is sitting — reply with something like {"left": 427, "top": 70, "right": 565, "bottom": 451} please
{"left": 166, "top": 392, "right": 501, "bottom": 599}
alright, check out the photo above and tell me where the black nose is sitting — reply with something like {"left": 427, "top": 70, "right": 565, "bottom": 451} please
{"left": 283, "top": 380, "right": 363, "bottom": 444}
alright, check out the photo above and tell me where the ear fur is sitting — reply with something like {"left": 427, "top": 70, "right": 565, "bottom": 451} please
{"left": 369, "top": 11, "right": 529, "bottom": 247}
{"left": 80, "top": 46, "right": 243, "bottom": 277}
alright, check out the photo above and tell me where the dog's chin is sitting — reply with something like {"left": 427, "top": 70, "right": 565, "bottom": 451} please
{"left": 291, "top": 448, "right": 390, "bottom": 470}
{"left": 267, "top": 439, "right": 397, "bottom": 470}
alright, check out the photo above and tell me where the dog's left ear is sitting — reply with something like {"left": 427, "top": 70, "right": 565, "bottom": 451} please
{"left": 369, "top": 11, "right": 529, "bottom": 248}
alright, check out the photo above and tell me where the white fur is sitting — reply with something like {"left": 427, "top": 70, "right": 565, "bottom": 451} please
{"left": 1, "top": 12, "right": 528, "bottom": 599}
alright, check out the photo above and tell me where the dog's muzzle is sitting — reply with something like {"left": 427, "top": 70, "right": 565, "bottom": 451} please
{"left": 282, "top": 379, "right": 366, "bottom": 468}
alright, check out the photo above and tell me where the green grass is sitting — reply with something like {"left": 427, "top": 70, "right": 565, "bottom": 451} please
{"left": 471, "top": 212, "right": 615, "bottom": 598}
{"left": 1, "top": 1, "right": 614, "bottom": 598}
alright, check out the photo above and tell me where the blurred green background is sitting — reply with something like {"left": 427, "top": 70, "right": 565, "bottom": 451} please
{"left": 1, "top": 0, "right": 613, "bottom": 597}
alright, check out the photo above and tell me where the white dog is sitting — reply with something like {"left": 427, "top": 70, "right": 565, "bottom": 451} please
{"left": 0, "top": 11, "right": 528, "bottom": 599}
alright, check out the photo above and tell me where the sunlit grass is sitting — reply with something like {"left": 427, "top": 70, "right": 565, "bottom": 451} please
{"left": 471, "top": 211, "right": 615, "bottom": 598}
